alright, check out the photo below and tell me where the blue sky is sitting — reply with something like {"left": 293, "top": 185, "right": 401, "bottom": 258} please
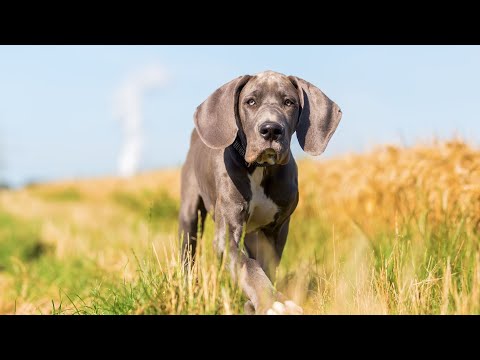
{"left": 0, "top": 45, "right": 479, "bottom": 186}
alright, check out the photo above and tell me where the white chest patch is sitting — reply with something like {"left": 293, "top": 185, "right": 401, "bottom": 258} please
{"left": 246, "top": 168, "right": 279, "bottom": 233}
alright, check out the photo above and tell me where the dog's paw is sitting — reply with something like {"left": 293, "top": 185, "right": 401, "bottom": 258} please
{"left": 244, "top": 300, "right": 256, "bottom": 315}
{"left": 266, "top": 300, "right": 303, "bottom": 315}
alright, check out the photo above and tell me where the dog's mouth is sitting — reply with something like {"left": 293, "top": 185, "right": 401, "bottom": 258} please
{"left": 255, "top": 148, "right": 278, "bottom": 165}
{"left": 245, "top": 142, "right": 289, "bottom": 166}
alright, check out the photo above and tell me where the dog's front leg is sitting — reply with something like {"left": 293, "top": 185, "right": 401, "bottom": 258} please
{"left": 213, "top": 202, "right": 276, "bottom": 313}
{"left": 214, "top": 220, "right": 274, "bottom": 314}
{"left": 213, "top": 205, "right": 292, "bottom": 314}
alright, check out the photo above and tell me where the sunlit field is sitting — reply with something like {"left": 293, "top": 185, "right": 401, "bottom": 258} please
{"left": 0, "top": 139, "right": 479, "bottom": 314}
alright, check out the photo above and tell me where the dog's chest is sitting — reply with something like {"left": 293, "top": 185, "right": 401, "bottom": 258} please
{"left": 246, "top": 168, "right": 279, "bottom": 233}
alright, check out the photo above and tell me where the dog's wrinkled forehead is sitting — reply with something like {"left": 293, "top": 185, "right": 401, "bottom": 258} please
{"left": 241, "top": 71, "right": 298, "bottom": 98}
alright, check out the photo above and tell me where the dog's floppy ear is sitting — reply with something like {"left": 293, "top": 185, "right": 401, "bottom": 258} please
{"left": 288, "top": 76, "right": 342, "bottom": 156}
{"left": 194, "top": 75, "right": 251, "bottom": 149}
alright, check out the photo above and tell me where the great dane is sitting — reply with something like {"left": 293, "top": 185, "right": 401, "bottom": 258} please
{"left": 179, "top": 70, "right": 342, "bottom": 314}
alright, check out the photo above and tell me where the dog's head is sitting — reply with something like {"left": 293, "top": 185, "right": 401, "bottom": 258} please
{"left": 194, "top": 70, "right": 342, "bottom": 165}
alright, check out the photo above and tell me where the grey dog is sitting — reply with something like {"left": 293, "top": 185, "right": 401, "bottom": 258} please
{"left": 179, "top": 70, "right": 342, "bottom": 314}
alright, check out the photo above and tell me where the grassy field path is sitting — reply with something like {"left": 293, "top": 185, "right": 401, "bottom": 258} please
{"left": 1, "top": 140, "right": 479, "bottom": 314}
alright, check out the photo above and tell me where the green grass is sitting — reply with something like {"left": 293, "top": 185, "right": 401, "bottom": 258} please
{"left": 0, "top": 212, "right": 44, "bottom": 271}
{"left": 33, "top": 187, "right": 83, "bottom": 202}
{"left": 65, "top": 208, "right": 480, "bottom": 315}
{"left": 0, "top": 140, "right": 479, "bottom": 314}
{"left": 0, "top": 210, "right": 116, "bottom": 314}
{"left": 113, "top": 190, "right": 179, "bottom": 223}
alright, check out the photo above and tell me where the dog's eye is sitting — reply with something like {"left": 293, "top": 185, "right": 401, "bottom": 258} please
{"left": 247, "top": 99, "right": 256, "bottom": 106}
{"left": 284, "top": 99, "right": 294, "bottom": 107}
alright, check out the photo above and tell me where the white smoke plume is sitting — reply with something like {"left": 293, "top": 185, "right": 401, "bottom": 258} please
{"left": 113, "top": 64, "right": 168, "bottom": 177}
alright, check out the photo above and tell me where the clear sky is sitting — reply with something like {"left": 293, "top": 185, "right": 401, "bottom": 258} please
{"left": 0, "top": 45, "right": 479, "bottom": 186}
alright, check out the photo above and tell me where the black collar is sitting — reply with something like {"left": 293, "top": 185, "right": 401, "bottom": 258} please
{"left": 232, "top": 136, "right": 269, "bottom": 168}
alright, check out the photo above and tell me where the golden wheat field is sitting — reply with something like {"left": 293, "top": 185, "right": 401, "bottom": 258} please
{"left": 0, "top": 139, "right": 479, "bottom": 314}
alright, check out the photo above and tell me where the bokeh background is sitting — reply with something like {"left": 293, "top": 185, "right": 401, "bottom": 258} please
{"left": 1, "top": 46, "right": 479, "bottom": 315}
{"left": 1, "top": 45, "right": 479, "bottom": 186}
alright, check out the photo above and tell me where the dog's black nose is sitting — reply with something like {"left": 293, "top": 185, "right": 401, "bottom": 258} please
{"left": 259, "top": 122, "right": 284, "bottom": 141}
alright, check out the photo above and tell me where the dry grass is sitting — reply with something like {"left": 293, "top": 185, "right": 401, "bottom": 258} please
{"left": 0, "top": 139, "right": 479, "bottom": 314}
